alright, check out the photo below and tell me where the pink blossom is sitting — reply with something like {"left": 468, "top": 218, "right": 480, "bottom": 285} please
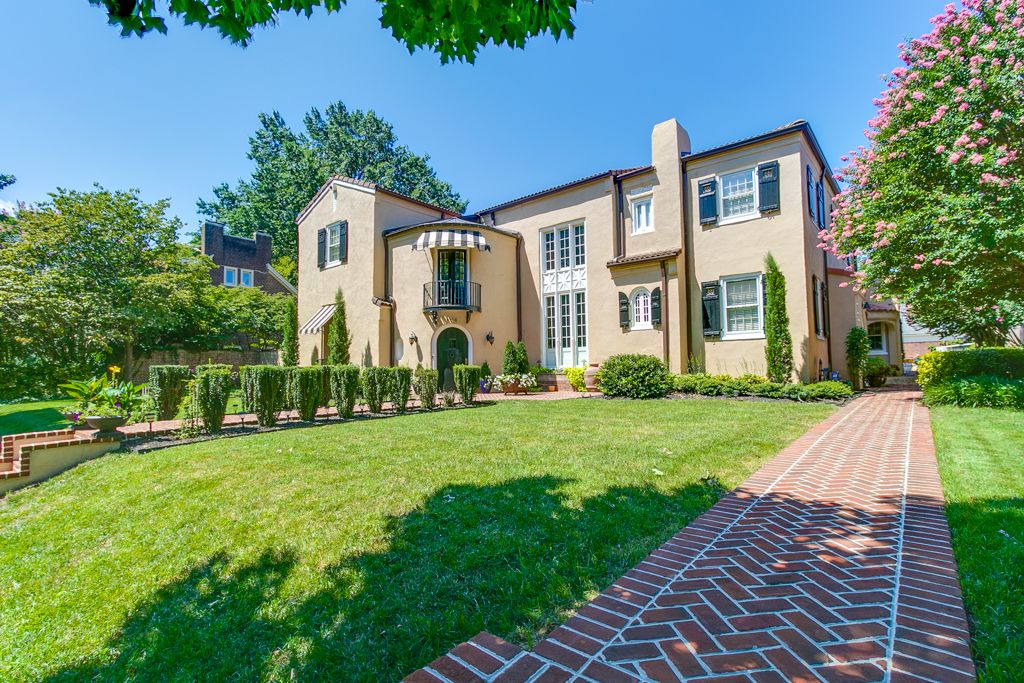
{"left": 969, "top": 153, "right": 984, "bottom": 164}
{"left": 970, "top": 120, "right": 984, "bottom": 130}
{"left": 949, "top": 151, "right": 965, "bottom": 163}
{"left": 991, "top": 109, "right": 1003, "bottom": 119}
{"left": 935, "top": 144, "right": 946, "bottom": 153}
{"left": 838, "top": 281, "right": 849, "bottom": 288}
{"left": 912, "top": 263, "right": 923, "bottom": 269}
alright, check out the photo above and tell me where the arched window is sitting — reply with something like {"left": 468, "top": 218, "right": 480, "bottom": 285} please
{"left": 867, "top": 322, "right": 887, "bottom": 353}
{"left": 631, "top": 288, "right": 652, "bottom": 330}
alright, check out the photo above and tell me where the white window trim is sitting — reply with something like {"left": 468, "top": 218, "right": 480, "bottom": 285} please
{"left": 240, "top": 268, "right": 254, "bottom": 288}
{"left": 223, "top": 266, "right": 238, "bottom": 287}
{"left": 629, "top": 192, "right": 654, "bottom": 235}
{"left": 868, "top": 323, "right": 888, "bottom": 355}
{"left": 326, "top": 223, "right": 343, "bottom": 266}
{"left": 630, "top": 287, "right": 653, "bottom": 331}
{"left": 717, "top": 166, "right": 760, "bottom": 226}
{"left": 720, "top": 273, "right": 765, "bottom": 340}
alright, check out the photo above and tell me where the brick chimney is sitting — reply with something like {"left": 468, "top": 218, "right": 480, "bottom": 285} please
{"left": 254, "top": 231, "right": 273, "bottom": 266}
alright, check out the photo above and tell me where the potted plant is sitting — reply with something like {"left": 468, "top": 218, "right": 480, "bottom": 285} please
{"left": 479, "top": 361, "right": 492, "bottom": 393}
{"left": 864, "top": 357, "right": 895, "bottom": 387}
{"left": 495, "top": 373, "right": 537, "bottom": 395}
{"left": 60, "top": 407, "right": 84, "bottom": 431}
{"left": 82, "top": 403, "right": 127, "bottom": 435}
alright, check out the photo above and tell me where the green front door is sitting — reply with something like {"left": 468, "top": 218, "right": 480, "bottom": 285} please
{"left": 436, "top": 327, "right": 469, "bottom": 391}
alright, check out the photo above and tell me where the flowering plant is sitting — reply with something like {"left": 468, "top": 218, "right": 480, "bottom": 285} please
{"left": 493, "top": 373, "right": 537, "bottom": 390}
{"left": 821, "top": 0, "right": 1024, "bottom": 345}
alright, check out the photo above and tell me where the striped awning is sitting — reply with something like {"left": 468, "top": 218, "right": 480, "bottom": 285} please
{"left": 299, "top": 304, "right": 335, "bottom": 335}
{"left": 413, "top": 230, "right": 490, "bottom": 252}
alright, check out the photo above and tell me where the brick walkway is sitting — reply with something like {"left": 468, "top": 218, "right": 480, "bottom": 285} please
{"left": 406, "top": 388, "right": 976, "bottom": 683}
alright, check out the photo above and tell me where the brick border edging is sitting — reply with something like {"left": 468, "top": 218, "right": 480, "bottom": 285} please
{"left": 888, "top": 405, "right": 976, "bottom": 682}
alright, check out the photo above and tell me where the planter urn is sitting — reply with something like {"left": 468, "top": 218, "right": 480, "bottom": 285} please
{"left": 583, "top": 363, "right": 600, "bottom": 391}
{"left": 501, "top": 380, "right": 529, "bottom": 396}
{"left": 83, "top": 415, "right": 126, "bottom": 435}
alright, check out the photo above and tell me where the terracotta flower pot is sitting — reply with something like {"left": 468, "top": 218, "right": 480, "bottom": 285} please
{"left": 583, "top": 363, "right": 600, "bottom": 391}
{"left": 501, "top": 379, "right": 529, "bottom": 395}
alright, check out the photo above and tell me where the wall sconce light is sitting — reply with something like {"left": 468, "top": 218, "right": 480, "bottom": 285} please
{"left": 409, "top": 331, "right": 418, "bottom": 345}
{"left": 486, "top": 331, "right": 495, "bottom": 344}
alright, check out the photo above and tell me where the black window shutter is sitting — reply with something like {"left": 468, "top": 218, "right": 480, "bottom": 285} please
{"left": 823, "top": 282, "right": 831, "bottom": 338}
{"left": 619, "top": 292, "right": 630, "bottom": 328}
{"left": 317, "top": 228, "right": 326, "bottom": 269}
{"left": 816, "top": 182, "right": 825, "bottom": 228}
{"left": 812, "top": 275, "right": 821, "bottom": 336}
{"left": 698, "top": 178, "right": 718, "bottom": 225}
{"left": 339, "top": 222, "right": 349, "bottom": 262}
{"left": 806, "top": 165, "right": 815, "bottom": 221}
{"left": 651, "top": 287, "right": 662, "bottom": 326}
{"left": 701, "top": 281, "right": 721, "bottom": 337}
{"left": 757, "top": 161, "right": 780, "bottom": 212}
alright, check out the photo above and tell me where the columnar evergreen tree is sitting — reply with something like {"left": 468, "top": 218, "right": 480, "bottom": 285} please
{"left": 821, "top": 0, "right": 1024, "bottom": 344}
{"left": 281, "top": 297, "right": 298, "bottom": 367}
{"left": 763, "top": 254, "right": 795, "bottom": 383}
{"left": 327, "top": 289, "right": 352, "bottom": 365}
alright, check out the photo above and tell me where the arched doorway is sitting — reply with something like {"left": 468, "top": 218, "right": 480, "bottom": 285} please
{"left": 435, "top": 327, "right": 469, "bottom": 391}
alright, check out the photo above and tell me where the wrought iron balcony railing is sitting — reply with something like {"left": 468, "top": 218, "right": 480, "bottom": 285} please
{"left": 423, "top": 280, "right": 481, "bottom": 312}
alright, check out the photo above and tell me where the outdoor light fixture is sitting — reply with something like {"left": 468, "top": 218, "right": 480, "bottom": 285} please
{"left": 486, "top": 331, "right": 495, "bottom": 344}
{"left": 409, "top": 331, "right": 418, "bottom": 345}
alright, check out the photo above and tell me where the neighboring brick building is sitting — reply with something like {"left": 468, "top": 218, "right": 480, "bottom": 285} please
{"left": 200, "top": 221, "right": 296, "bottom": 295}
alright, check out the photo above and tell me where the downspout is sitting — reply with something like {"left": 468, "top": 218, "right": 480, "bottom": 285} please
{"left": 660, "top": 259, "right": 670, "bottom": 366}
{"left": 615, "top": 176, "right": 626, "bottom": 258}
{"left": 384, "top": 231, "right": 395, "bottom": 367}
{"left": 680, "top": 161, "right": 693, "bottom": 368}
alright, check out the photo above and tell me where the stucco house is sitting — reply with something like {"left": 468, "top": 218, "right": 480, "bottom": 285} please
{"left": 200, "top": 221, "right": 297, "bottom": 296}
{"left": 295, "top": 118, "right": 865, "bottom": 383}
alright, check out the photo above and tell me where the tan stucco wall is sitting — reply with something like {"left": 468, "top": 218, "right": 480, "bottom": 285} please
{"left": 388, "top": 227, "right": 520, "bottom": 372}
{"left": 866, "top": 310, "right": 904, "bottom": 366}
{"left": 826, "top": 272, "right": 865, "bottom": 378}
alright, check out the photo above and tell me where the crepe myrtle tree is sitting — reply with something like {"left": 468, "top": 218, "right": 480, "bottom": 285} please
{"left": 88, "top": 0, "right": 578, "bottom": 63}
{"left": 820, "top": 0, "right": 1024, "bottom": 346}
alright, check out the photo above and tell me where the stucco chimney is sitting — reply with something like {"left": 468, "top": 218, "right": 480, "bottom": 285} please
{"left": 649, "top": 119, "right": 690, "bottom": 241}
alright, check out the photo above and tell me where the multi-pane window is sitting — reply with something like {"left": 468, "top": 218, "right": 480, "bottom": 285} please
{"left": 559, "top": 294, "right": 571, "bottom": 348}
{"left": 574, "top": 292, "right": 587, "bottom": 347}
{"left": 558, "top": 227, "right": 571, "bottom": 269}
{"left": 632, "top": 288, "right": 652, "bottom": 330}
{"left": 868, "top": 322, "right": 886, "bottom": 353}
{"left": 545, "top": 296, "right": 556, "bottom": 349}
{"left": 723, "top": 275, "right": 763, "bottom": 337}
{"left": 573, "top": 225, "right": 586, "bottom": 266}
{"left": 632, "top": 197, "right": 653, "bottom": 234}
{"left": 543, "top": 232, "right": 555, "bottom": 272}
{"left": 328, "top": 223, "right": 342, "bottom": 263}
{"left": 720, "top": 168, "right": 757, "bottom": 219}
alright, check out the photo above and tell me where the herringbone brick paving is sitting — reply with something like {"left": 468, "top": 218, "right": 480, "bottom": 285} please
{"left": 405, "top": 388, "right": 975, "bottom": 682}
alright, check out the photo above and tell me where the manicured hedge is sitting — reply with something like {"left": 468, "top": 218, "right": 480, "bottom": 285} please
{"left": 329, "top": 365, "right": 360, "bottom": 418}
{"left": 597, "top": 354, "right": 670, "bottom": 399}
{"left": 673, "top": 373, "right": 853, "bottom": 402}
{"left": 917, "top": 348, "right": 1024, "bottom": 388}
{"left": 923, "top": 376, "right": 1024, "bottom": 409}
{"left": 389, "top": 366, "right": 413, "bottom": 413}
{"left": 361, "top": 366, "right": 390, "bottom": 413}
{"left": 416, "top": 368, "right": 438, "bottom": 409}
{"left": 193, "top": 366, "right": 232, "bottom": 433}
{"left": 453, "top": 365, "right": 482, "bottom": 404}
{"left": 290, "top": 366, "right": 324, "bottom": 421}
{"left": 241, "top": 365, "right": 286, "bottom": 427}
{"left": 148, "top": 365, "right": 191, "bottom": 420}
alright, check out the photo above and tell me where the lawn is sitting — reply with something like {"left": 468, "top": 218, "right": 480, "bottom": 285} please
{"left": 932, "top": 405, "right": 1024, "bottom": 683}
{"left": 0, "top": 400, "right": 67, "bottom": 437}
{"left": 0, "top": 398, "right": 831, "bottom": 682}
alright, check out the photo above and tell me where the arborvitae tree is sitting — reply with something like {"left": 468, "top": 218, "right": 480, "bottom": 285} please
{"left": 327, "top": 289, "right": 352, "bottom": 365}
{"left": 763, "top": 253, "right": 794, "bottom": 384}
{"left": 281, "top": 297, "right": 298, "bottom": 366}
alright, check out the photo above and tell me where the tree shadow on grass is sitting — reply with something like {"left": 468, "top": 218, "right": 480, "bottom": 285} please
{"left": 0, "top": 406, "right": 65, "bottom": 437}
{"left": 45, "top": 476, "right": 723, "bottom": 682}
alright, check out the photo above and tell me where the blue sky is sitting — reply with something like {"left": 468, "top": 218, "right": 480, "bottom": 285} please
{"left": 3, "top": 1, "right": 941, "bottom": 237}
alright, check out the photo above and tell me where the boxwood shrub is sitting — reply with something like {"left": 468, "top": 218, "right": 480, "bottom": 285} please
{"left": 917, "top": 348, "right": 1024, "bottom": 388}
{"left": 597, "top": 354, "right": 670, "bottom": 399}
{"left": 329, "top": 364, "right": 360, "bottom": 418}
{"left": 672, "top": 373, "right": 853, "bottom": 402}
{"left": 417, "top": 368, "right": 438, "bottom": 409}
{"left": 453, "top": 364, "right": 482, "bottom": 404}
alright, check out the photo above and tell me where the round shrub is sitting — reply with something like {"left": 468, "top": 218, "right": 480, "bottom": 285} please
{"left": 565, "top": 367, "right": 586, "bottom": 392}
{"left": 597, "top": 355, "right": 670, "bottom": 399}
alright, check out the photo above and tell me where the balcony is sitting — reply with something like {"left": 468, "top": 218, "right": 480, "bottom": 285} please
{"left": 423, "top": 280, "right": 481, "bottom": 319}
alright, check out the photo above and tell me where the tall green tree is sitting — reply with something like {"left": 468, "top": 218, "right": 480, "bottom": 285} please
{"left": 281, "top": 297, "right": 299, "bottom": 366}
{"left": 327, "top": 289, "right": 352, "bottom": 365}
{"left": 197, "top": 102, "right": 467, "bottom": 269}
{"left": 0, "top": 173, "right": 14, "bottom": 191}
{"left": 763, "top": 254, "right": 794, "bottom": 383}
{"left": 88, "top": 0, "right": 577, "bottom": 63}
{"left": 822, "top": 1, "right": 1024, "bottom": 345}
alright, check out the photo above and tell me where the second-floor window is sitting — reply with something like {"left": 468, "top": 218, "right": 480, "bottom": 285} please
{"left": 328, "top": 224, "right": 343, "bottom": 263}
{"left": 720, "top": 168, "right": 757, "bottom": 220}
{"left": 543, "top": 224, "right": 585, "bottom": 271}
{"left": 631, "top": 196, "right": 653, "bottom": 234}
{"left": 223, "top": 267, "right": 253, "bottom": 287}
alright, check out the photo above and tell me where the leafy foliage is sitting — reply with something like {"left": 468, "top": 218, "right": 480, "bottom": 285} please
{"left": 241, "top": 365, "right": 286, "bottom": 427}
{"left": 416, "top": 367, "right": 438, "bottom": 409}
{"left": 197, "top": 102, "right": 465, "bottom": 265}
{"left": 479, "top": 361, "right": 492, "bottom": 378}
{"left": 763, "top": 254, "right": 794, "bottom": 383}
{"left": 453, "top": 364, "right": 481, "bottom": 404}
{"left": 821, "top": 1, "right": 1024, "bottom": 344}
{"left": 672, "top": 373, "right": 853, "bottom": 402}
{"left": 924, "top": 376, "right": 1024, "bottom": 409}
{"left": 597, "top": 355, "right": 670, "bottom": 399}
{"left": 289, "top": 367, "right": 323, "bottom": 421}
{"left": 864, "top": 357, "right": 900, "bottom": 386}
{"left": 327, "top": 289, "right": 352, "bottom": 365}
{"left": 389, "top": 367, "right": 413, "bottom": 413}
{"left": 565, "top": 367, "right": 586, "bottom": 392}
{"left": 502, "top": 340, "right": 529, "bottom": 375}
{"left": 148, "top": 365, "right": 192, "bottom": 420}
{"left": 329, "top": 364, "right": 360, "bottom": 418}
{"left": 193, "top": 366, "right": 232, "bottom": 433}
{"left": 845, "top": 327, "right": 871, "bottom": 389}
{"left": 361, "top": 366, "right": 390, "bottom": 413}
{"left": 281, "top": 298, "right": 298, "bottom": 367}
{"left": 88, "top": 0, "right": 577, "bottom": 63}
{"left": 917, "top": 347, "right": 1024, "bottom": 387}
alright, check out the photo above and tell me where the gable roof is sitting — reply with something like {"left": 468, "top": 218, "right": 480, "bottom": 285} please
{"left": 474, "top": 167, "right": 649, "bottom": 216}
{"left": 295, "top": 175, "right": 462, "bottom": 225}
{"left": 683, "top": 120, "right": 839, "bottom": 193}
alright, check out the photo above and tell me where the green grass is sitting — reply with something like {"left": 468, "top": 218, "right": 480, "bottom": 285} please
{"left": 0, "top": 398, "right": 831, "bottom": 682}
{"left": 932, "top": 405, "right": 1024, "bottom": 682}
{"left": 0, "top": 400, "right": 67, "bottom": 437}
